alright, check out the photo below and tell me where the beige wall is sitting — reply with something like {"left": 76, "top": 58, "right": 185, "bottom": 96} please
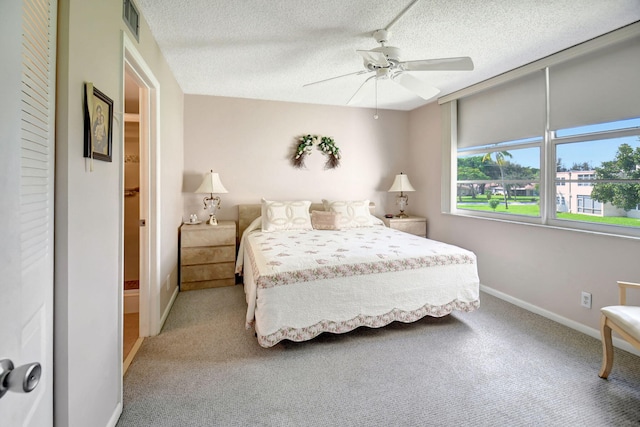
{"left": 408, "top": 102, "right": 640, "bottom": 345}
{"left": 55, "top": 1, "right": 183, "bottom": 425}
{"left": 183, "top": 95, "right": 410, "bottom": 221}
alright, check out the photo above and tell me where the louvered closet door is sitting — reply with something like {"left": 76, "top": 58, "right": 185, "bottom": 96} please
{"left": 0, "top": 0, "right": 56, "bottom": 425}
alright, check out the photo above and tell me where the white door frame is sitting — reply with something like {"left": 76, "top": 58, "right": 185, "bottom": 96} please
{"left": 122, "top": 33, "right": 161, "bottom": 347}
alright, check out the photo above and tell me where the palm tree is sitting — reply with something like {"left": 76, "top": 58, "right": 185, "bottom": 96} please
{"left": 482, "top": 151, "right": 512, "bottom": 209}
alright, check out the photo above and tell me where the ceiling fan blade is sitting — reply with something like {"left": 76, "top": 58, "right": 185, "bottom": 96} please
{"left": 356, "top": 49, "right": 388, "bottom": 67}
{"left": 399, "top": 57, "right": 474, "bottom": 72}
{"left": 347, "top": 75, "right": 376, "bottom": 105}
{"left": 392, "top": 73, "right": 441, "bottom": 101}
{"left": 303, "top": 70, "right": 369, "bottom": 87}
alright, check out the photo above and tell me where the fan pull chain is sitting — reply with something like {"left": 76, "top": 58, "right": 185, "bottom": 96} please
{"left": 374, "top": 78, "right": 379, "bottom": 120}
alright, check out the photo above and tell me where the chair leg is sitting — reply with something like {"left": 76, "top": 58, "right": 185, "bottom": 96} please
{"left": 599, "top": 315, "right": 614, "bottom": 379}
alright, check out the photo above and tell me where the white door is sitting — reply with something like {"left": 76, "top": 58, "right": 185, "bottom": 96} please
{"left": 0, "top": 0, "right": 56, "bottom": 425}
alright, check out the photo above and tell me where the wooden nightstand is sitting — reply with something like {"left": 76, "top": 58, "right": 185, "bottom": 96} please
{"left": 381, "top": 216, "right": 427, "bottom": 237}
{"left": 180, "top": 220, "right": 236, "bottom": 291}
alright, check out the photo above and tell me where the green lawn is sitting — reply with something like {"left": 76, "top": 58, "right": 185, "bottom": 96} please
{"left": 458, "top": 196, "right": 539, "bottom": 204}
{"left": 556, "top": 212, "right": 640, "bottom": 227}
{"left": 457, "top": 202, "right": 540, "bottom": 216}
{"left": 457, "top": 202, "right": 640, "bottom": 227}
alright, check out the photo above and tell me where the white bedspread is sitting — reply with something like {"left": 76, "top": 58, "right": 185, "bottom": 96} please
{"left": 237, "top": 221, "right": 480, "bottom": 347}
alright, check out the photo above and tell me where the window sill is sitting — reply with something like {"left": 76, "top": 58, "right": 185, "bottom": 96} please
{"left": 444, "top": 210, "right": 640, "bottom": 241}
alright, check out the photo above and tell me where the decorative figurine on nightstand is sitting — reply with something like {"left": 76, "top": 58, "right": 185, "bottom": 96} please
{"left": 195, "top": 170, "right": 228, "bottom": 225}
{"left": 388, "top": 172, "right": 416, "bottom": 218}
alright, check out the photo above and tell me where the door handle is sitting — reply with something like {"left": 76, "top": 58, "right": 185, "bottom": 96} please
{"left": 0, "top": 359, "right": 41, "bottom": 399}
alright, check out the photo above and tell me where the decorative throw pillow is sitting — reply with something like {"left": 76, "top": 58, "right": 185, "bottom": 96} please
{"left": 261, "top": 199, "right": 312, "bottom": 232}
{"left": 321, "top": 199, "right": 373, "bottom": 228}
{"left": 311, "top": 210, "right": 341, "bottom": 230}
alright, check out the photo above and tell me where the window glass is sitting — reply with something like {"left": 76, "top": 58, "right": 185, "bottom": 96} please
{"left": 457, "top": 145, "right": 540, "bottom": 217}
{"left": 555, "top": 134, "right": 640, "bottom": 229}
{"left": 555, "top": 117, "right": 640, "bottom": 138}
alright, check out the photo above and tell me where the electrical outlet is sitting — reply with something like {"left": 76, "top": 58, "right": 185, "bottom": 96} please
{"left": 581, "top": 291, "right": 592, "bottom": 309}
{"left": 166, "top": 273, "right": 171, "bottom": 291}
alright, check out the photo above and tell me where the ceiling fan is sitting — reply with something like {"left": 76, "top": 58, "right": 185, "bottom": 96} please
{"left": 303, "top": 0, "right": 474, "bottom": 109}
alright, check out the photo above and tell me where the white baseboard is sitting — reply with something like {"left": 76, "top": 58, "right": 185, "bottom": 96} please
{"left": 107, "top": 401, "right": 123, "bottom": 427}
{"left": 480, "top": 284, "right": 640, "bottom": 358}
{"left": 123, "top": 289, "right": 139, "bottom": 314}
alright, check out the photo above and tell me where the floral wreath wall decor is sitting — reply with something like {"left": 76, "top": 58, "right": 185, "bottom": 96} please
{"left": 292, "top": 134, "right": 341, "bottom": 169}
{"left": 292, "top": 134, "right": 317, "bottom": 169}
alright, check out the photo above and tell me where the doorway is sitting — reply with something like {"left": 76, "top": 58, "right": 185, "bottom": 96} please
{"left": 121, "top": 34, "right": 162, "bottom": 377}
{"left": 123, "top": 70, "right": 142, "bottom": 368}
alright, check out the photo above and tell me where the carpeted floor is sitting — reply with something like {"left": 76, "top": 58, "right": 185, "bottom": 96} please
{"left": 118, "top": 286, "right": 640, "bottom": 426}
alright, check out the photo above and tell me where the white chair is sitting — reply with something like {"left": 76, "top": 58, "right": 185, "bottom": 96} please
{"left": 599, "top": 281, "right": 640, "bottom": 379}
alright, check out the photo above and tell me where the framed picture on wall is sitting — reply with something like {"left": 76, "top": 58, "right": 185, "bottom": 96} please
{"left": 83, "top": 83, "right": 114, "bottom": 162}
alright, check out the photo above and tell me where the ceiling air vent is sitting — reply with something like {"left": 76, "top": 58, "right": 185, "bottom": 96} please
{"left": 123, "top": 0, "right": 140, "bottom": 41}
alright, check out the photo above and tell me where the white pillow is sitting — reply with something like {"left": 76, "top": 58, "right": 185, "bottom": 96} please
{"left": 261, "top": 199, "right": 312, "bottom": 232}
{"left": 322, "top": 199, "right": 373, "bottom": 228}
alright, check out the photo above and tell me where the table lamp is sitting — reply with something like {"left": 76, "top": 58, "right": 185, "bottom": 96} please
{"left": 388, "top": 172, "right": 415, "bottom": 218}
{"left": 195, "top": 170, "right": 228, "bottom": 225}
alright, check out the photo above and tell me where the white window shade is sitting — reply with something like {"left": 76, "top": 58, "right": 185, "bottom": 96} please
{"left": 549, "top": 35, "right": 640, "bottom": 131}
{"left": 457, "top": 70, "right": 546, "bottom": 149}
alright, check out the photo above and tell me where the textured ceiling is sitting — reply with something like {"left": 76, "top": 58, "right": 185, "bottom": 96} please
{"left": 136, "top": 0, "right": 640, "bottom": 111}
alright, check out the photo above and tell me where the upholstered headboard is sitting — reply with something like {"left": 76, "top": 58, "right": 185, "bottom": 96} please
{"left": 237, "top": 202, "right": 375, "bottom": 239}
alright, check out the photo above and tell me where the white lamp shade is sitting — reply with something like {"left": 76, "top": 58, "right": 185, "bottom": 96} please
{"left": 388, "top": 173, "right": 416, "bottom": 192}
{"left": 195, "top": 171, "right": 228, "bottom": 194}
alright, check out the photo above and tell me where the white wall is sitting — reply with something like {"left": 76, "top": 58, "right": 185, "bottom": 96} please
{"left": 183, "top": 95, "right": 410, "bottom": 221}
{"left": 55, "top": 1, "right": 183, "bottom": 425}
{"left": 408, "top": 102, "right": 640, "bottom": 336}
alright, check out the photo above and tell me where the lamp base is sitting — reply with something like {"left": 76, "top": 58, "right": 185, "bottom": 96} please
{"left": 395, "top": 193, "right": 409, "bottom": 219}
{"left": 206, "top": 214, "right": 218, "bottom": 225}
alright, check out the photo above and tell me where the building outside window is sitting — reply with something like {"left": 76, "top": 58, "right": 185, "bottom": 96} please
{"left": 577, "top": 173, "right": 594, "bottom": 186}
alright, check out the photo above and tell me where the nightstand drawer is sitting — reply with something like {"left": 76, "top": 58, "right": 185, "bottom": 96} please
{"left": 381, "top": 216, "right": 427, "bottom": 237}
{"left": 181, "top": 226, "right": 235, "bottom": 247}
{"left": 393, "top": 221, "right": 426, "bottom": 236}
{"left": 182, "top": 262, "right": 235, "bottom": 282}
{"left": 182, "top": 246, "right": 235, "bottom": 265}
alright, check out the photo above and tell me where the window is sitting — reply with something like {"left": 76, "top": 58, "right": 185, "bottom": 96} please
{"left": 457, "top": 142, "right": 540, "bottom": 217}
{"left": 444, "top": 24, "right": 640, "bottom": 237}
{"left": 455, "top": 70, "right": 544, "bottom": 219}
{"left": 577, "top": 196, "right": 602, "bottom": 215}
{"left": 577, "top": 174, "right": 594, "bottom": 186}
{"left": 554, "top": 126, "right": 640, "bottom": 228}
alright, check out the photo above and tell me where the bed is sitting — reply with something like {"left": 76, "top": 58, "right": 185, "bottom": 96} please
{"left": 235, "top": 200, "right": 480, "bottom": 347}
